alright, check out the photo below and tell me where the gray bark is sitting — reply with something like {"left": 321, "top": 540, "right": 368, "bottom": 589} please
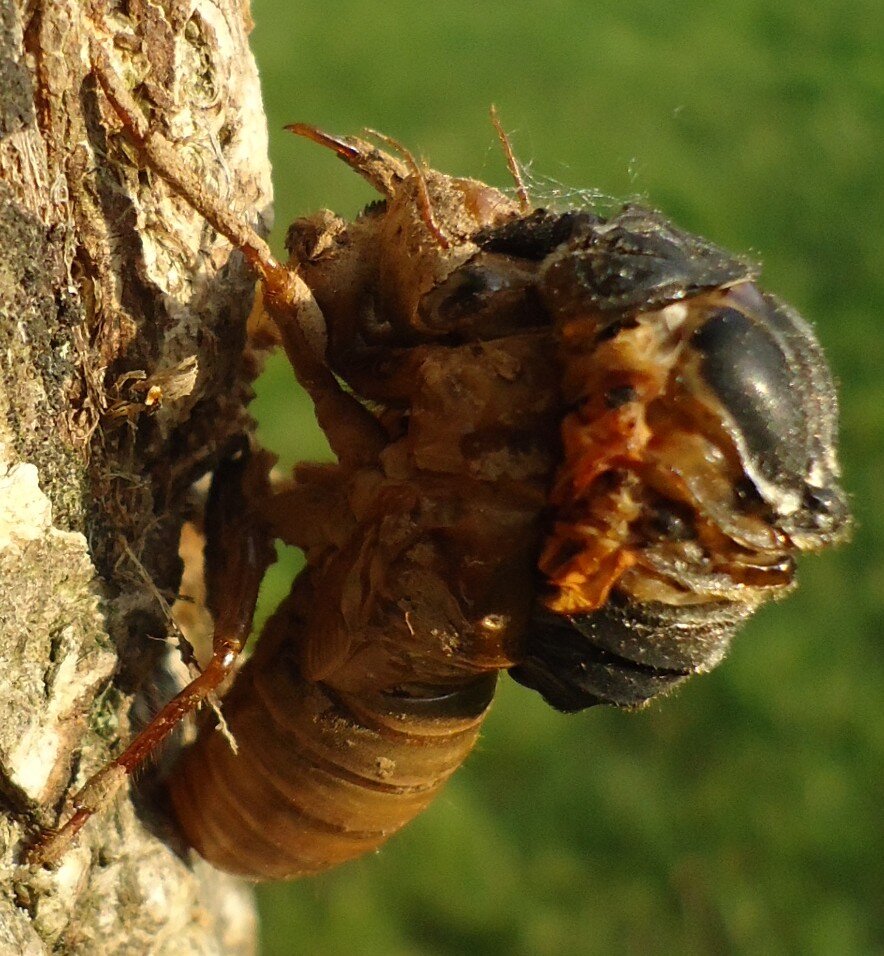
{"left": 0, "top": 1, "right": 273, "bottom": 951}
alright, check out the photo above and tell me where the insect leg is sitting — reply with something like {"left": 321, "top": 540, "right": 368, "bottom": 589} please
{"left": 89, "top": 39, "right": 386, "bottom": 465}
{"left": 27, "top": 443, "right": 275, "bottom": 866}
{"left": 89, "top": 38, "right": 284, "bottom": 293}
{"left": 285, "top": 123, "right": 407, "bottom": 198}
{"left": 289, "top": 122, "right": 450, "bottom": 248}
{"left": 489, "top": 105, "right": 531, "bottom": 212}
{"left": 363, "top": 127, "right": 451, "bottom": 248}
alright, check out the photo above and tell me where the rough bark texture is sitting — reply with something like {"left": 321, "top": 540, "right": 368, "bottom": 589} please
{"left": 0, "top": 1, "right": 272, "bottom": 951}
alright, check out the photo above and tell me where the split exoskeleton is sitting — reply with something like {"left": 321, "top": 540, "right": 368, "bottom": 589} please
{"left": 29, "top": 46, "right": 849, "bottom": 879}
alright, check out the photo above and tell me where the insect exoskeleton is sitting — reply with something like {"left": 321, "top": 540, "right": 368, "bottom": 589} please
{"left": 169, "top": 128, "right": 567, "bottom": 878}
{"left": 167, "top": 129, "right": 848, "bottom": 879}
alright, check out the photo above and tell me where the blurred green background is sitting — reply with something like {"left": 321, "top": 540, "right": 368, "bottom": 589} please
{"left": 245, "top": 1, "right": 882, "bottom": 953}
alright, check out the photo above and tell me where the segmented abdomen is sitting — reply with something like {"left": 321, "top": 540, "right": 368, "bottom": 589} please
{"left": 170, "top": 637, "right": 495, "bottom": 880}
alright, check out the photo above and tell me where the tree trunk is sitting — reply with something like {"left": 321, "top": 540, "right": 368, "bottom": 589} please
{"left": 0, "top": 1, "right": 272, "bottom": 951}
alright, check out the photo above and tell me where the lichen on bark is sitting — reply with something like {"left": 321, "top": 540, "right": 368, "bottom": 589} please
{"left": 0, "top": 0, "right": 274, "bottom": 950}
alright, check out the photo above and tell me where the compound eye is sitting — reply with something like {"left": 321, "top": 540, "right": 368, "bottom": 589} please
{"left": 435, "top": 265, "right": 502, "bottom": 319}
{"left": 691, "top": 306, "right": 807, "bottom": 482}
{"left": 417, "top": 252, "right": 538, "bottom": 337}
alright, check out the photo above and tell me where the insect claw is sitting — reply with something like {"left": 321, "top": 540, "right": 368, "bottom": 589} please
{"left": 286, "top": 123, "right": 405, "bottom": 198}
{"left": 285, "top": 123, "right": 365, "bottom": 162}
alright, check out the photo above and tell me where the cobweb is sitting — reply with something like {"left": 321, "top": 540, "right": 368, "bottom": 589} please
{"left": 503, "top": 156, "right": 650, "bottom": 217}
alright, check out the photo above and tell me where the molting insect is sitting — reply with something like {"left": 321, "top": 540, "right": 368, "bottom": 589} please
{"left": 29, "top": 44, "right": 850, "bottom": 878}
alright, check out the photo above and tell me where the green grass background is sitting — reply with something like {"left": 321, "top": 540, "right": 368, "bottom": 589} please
{"left": 244, "top": 2, "right": 882, "bottom": 953}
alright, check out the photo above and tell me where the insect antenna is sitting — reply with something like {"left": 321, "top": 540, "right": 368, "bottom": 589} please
{"left": 489, "top": 105, "right": 531, "bottom": 213}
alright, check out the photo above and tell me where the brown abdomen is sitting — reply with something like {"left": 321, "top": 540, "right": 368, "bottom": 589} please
{"left": 169, "top": 654, "right": 495, "bottom": 880}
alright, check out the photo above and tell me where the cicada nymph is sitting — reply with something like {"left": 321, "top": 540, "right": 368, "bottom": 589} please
{"left": 168, "top": 126, "right": 848, "bottom": 878}
{"left": 30, "top": 52, "right": 849, "bottom": 878}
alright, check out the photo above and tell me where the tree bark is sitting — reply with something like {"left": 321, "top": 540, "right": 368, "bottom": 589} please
{"left": 0, "top": 1, "right": 272, "bottom": 951}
